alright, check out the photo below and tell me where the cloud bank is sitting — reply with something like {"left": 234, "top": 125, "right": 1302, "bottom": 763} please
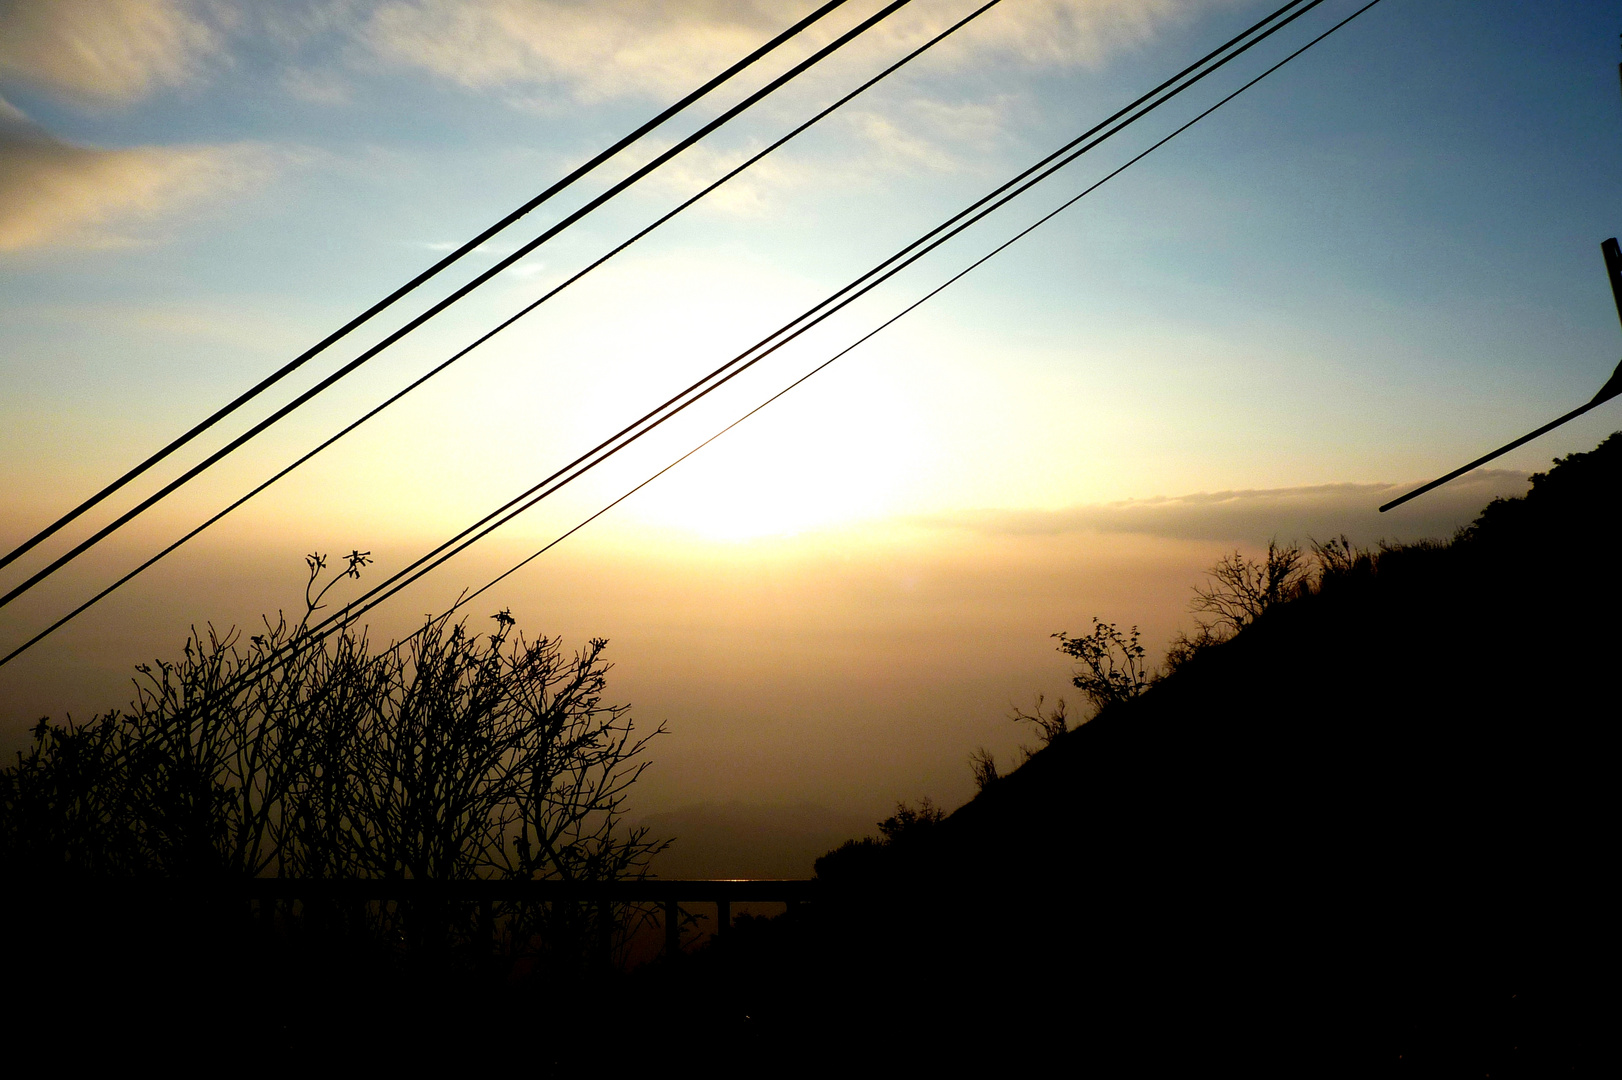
{"left": 365, "top": 0, "right": 780, "bottom": 101}
{"left": 920, "top": 469, "right": 1534, "bottom": 547}
{"left": 0, "top": 110, "right": 272, "bottom": 251}
{"left": 0, "top": 0, "right": 220, "bottom": 105}
{"left": 0, "top": 1, "right": 1213, "bottom": 108}
{"left": 0, "top": 1, "right": 1216, "bottom": 243}
{"left": 363, "top": 0, "right": 1207, "bottom": 101}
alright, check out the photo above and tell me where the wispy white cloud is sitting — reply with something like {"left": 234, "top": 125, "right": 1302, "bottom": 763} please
{"left": 604, "top": 89, "right": 1017, "bottom": 216}
{"left": 503, "top": 258, "right": 546, "bottom": 279}
{"left": 362, "top": 1, "right": 1212, "bottom": 103}
{"left": 840, "top": 95, "right": 1018, "bottom": 176}
{"left": 919, "top": 469, "right": 1534, "bottom": 547}
{"left": 902, "top": 95, "right": 1008, "bottom": 145}
{"left": 944, "top": 0, "right": 1204, "bottom": 70}
{"left": 0, "top": 1, "right": 1222, "bottom": 246}
{"left": 408, "top": 239, "right": 518, "bottom": 254}
{"left": 607, "top": 136, "right": 809, "bottom": 216}
{"left": 248, "top": 0, "right": 371, "bottom": 49}
{"left": 0, "top": 0, "right": 222, "bottom": 106}
{"left": 845, "top": 109, "right": 962, "bottom": 172}
{"left": 405, "top": 238, "right": 543, "bottom": 275}
{"left": 354, "top": 0, "right": 1209, "bottom": 199}
{"left": 848, "top": 95, "right": 1019, "bottom": 176}
{"left": 362, "top": 0, "right": 781, "bottom": 101}
{"left": 0, "top": 1, "right": 1217, "bottom": 117}
{"left": 279, "top": 65, "right": 352, "bottom": 105}
{"left": 0, "top": 113, "right": 276, "bottom": 251}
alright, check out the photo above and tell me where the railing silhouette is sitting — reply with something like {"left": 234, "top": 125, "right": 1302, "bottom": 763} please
{"left": 229, "top": 877, "right": 815, "bottom": 956}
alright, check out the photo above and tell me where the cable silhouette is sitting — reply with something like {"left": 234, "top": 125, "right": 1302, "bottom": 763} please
{"left": 335, "top": 0, "right": 1385, "bottom": 652}
{"left": 487, "top": 0, "right": 1393, "bottom": 610}
{"left": 159, "top": 0, "right": 1329, "bottom": 681}
{"left": 220, "top": 0, "right": 1382, "bottom": 696}
{"left": 1376, "top": 378, "right": 1622, "bottom": 513}
{"left": 1377, "top": 235, "right": 1622, "bottom": 511}
{"left": 0, "top": 0, "right": 916, "bottom": 611}
{"left": 0, "top": 1, "right": 1008, "bottom": 667}
{"left": 0, "top": 0, "right": 851, "bottom": 576}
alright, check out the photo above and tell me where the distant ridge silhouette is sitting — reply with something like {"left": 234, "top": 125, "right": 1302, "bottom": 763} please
{"left": 662, "top": 431, "right": 1622, "bottom": 1071}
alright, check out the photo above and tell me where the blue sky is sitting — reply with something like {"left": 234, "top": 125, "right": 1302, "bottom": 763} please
{"left": 2, "top": 0, "right": 1619, "bottom": 810}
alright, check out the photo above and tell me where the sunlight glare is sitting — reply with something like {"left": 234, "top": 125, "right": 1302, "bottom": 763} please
{"left": 627, "top": 365, "right": 930, "bottom": 541}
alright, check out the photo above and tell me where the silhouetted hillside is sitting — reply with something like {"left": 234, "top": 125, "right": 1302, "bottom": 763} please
{"left": 682, "top": 434, "right": 1621, "bottom": 1070}
{"left": 7, "top": 439, "right": 1615, "bottom": 1069}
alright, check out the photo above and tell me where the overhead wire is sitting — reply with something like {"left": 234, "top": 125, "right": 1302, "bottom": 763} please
{"left": 0, "top": 0, "right": 914, "bottom": 608}
{"left": 1377, "top": 384, "right": 1622, "bottom": 513}
{"left": 0, "top": 1, "right": 1007, "bottom": 666}
{"left": 0, "top": 0, "right": 853, "bottom": 575}
{"left": 450, "top": 0, "right": 1390, "bottom": 625}
{"left": 1, "top": 0, "right": 1367, "bottom": 682}
{"left": 275, "top": 0, "right": 1384, "bottom": 689}
{"left": 189, "top": 0, "right": 1330, "bottom": 678}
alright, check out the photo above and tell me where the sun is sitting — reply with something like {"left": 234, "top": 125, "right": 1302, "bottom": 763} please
{"left": 626, "top": 366, "right": 931, "bottom": 542}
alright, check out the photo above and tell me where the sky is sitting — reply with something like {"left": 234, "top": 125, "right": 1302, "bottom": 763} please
{"left": 2, "top": 0, "right": 1619, "bottom": 821}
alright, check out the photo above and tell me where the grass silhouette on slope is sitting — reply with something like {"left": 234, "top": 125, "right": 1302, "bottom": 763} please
{"left": 673, "top": 433, "right": 1621, "bottom": 1071}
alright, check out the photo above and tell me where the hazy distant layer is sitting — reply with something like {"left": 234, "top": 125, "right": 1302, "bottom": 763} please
{"left": 641, "top": 801, "right": 875, "bottom": 880}
{"left": 0, "top": 466, "right": 1526, "bottom": 819}
{"left": 4, "top": 0, "right": 1613, "bottom": 824}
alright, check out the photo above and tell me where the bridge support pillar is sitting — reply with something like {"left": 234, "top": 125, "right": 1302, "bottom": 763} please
{"left": 665, "top": 898, "right": 680, "bottom": 956}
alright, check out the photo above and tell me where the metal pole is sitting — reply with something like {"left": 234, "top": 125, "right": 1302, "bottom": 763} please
{"left": 716, "top": 898, "right": 732, "bottom": 939}
{"left": 665, "top": 898, "right": 681, "bottom": 956}
{"left": 1380, "top": 237, "right": 1622, "bottom": 513}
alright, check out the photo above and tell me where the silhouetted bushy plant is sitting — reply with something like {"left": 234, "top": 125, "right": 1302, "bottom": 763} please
{"left": 878, "top": 798, "right": 943, "bottom": 843}
{"left": 1191, "top": 540, "right": 1309, "bottom": 636}
{"left": 1009, "top": 693, "right": 1069, "bottom": 746}
{"left": 1310, "top": 534, "right": 1381, "bottom": 593}
{"left": 1161, "top": 540, "right": 1313, "bottom": 676}
{"left": 1161, "top": 626, "right": 1221, "bottom": 678}
{"left": 0, "top": 552, "right": 666, "bottom": 963}
{"left": 1054, "top": 619, "right": 1151, "bottom": 714}
{"left": 1466, "top": 432, "right": 1622, "bottom": 543}
{"left": 3, "top": 713, "right": 138, "bottom": 878}
{"left": 814, "top": 798, "right": 943, "bottom": 884}
{"left": 968, "top": 747, "right": 1000, "bottom": 791}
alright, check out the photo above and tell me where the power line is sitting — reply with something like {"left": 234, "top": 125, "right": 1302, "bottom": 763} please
{"left": 0, "top": 1, "right": 1008, "bottom": 667}
{"left": 0, "top": 0, "right": 916, "bottom": 611}
{"left": 1378, "top": 371, "right": 1622, "bottom": 513}
{"left": 476, "top": 0, "right": 1391, "bottom": 621}
{"left": 9, "top": 0, "right": 1368, "bottom": 690}
{"left": 0, "top": 0, "right": 852, "bottom": 576}
{"left": 281, "top": 0, "right": 1388, "bottom": 678}
{"left": 225, "top": 0, "right": 1329, "bottom": 672}
{"left": 1377, "top": 234, "right": 1622, "bottom": 512}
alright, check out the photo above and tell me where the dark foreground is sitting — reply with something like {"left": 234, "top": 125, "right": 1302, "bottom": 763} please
{"left": 9, "top": 438, "right": 1619, "bottom": 1072}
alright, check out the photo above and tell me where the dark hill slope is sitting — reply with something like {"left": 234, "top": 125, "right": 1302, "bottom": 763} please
{"left": 697, "top": 436, "right": 1620, "bottom": 1070}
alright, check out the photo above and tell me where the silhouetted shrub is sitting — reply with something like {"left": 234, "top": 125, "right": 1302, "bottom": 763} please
{"left": 1054, "top": 619, "right": 1151, "bottom": 713}
{"left": 968, "top": 746, "right": 1000, "bottom": 791}
{"left": 0, "top": 553, "right": 666, "bottom": 963}
{"left": 1009, "top": 693, "right": 1069, "bottom": 748}
{"left": 1466, "top": 431, "right": 1622, "bottom": 543}
{"left": 878, "top": 797, "right": 943, "bottom": 843}
{"left": 1164, "top": 540, "right": 1325, "bottom": 675}
{"left": 1190, "top": 539, "right": 1309, "bottom": 636}
{"left": 789, "top": 434, "right": 1622, "bottom": 1071}
{"left": 814, "top": 798, "right": 944, "bottom": 884}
